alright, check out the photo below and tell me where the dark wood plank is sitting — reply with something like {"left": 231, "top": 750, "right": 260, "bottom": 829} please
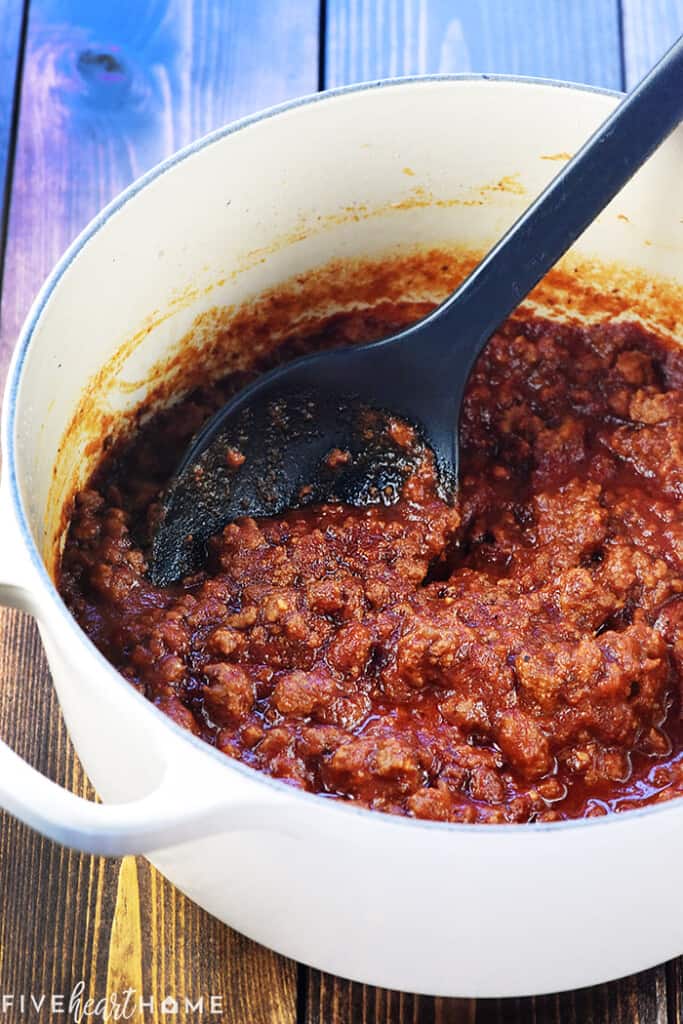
{"left": 668, "top": 957, "right": 683, "bottom": 1024}
{"left": 305, "top": 973, "right": 476, "bottom": 1023}
{"left": 303, "top": 965, "right": 671, "bottom": 1024}
{"left": 324, "top": 0, "right": 622, "bottom": 90}
{"left": 621, "top": 1, "right": 683, "bottom": 86}
{"left": 470, "top": 966, "right": 670, "bottom": 1024}
{"left": 0, "top": 1, "right": 318, "bottom": 1020}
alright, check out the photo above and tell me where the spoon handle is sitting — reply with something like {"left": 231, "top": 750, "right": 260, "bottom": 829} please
{"left": 421, "top": 32, "right": 683, "bottom": 373}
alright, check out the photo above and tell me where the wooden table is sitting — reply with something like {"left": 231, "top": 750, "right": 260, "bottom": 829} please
{"left": 1, "top": 2, "right": 683, "bottom": 1021}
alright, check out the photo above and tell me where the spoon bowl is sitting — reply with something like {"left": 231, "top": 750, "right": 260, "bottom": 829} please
{"left": 150, "top": 35, "right": 683, "bottom": 585}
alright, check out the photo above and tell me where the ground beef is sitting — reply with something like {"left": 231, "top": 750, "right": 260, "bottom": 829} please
{"left": 59, "top": 307, "right": 683, "bottom": 823}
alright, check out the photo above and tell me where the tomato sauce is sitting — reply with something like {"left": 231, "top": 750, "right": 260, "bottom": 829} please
{"left": 59, "top": 305, "right": 683, "bottom": 823}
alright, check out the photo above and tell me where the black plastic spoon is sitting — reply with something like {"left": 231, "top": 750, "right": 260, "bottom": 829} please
{"left": 149, "top": 36, "right": 683, "bottom": 586}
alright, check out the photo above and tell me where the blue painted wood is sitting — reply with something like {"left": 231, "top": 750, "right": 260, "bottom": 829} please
{"left": 0, "top": 1, "right": 24, "bottom": 239}
{"left": 0, "top": 0, "right": 319, "bottom": 375}
{"left": 622, "top": 0, "right": 683, "bottom": 87}
{"left": 325, "top": 0, "right": 623, "bottom": 90}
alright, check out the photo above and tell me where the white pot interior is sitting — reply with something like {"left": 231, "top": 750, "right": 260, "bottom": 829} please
{"left": 10, "top": 78, "right": 683, "bottom": 578}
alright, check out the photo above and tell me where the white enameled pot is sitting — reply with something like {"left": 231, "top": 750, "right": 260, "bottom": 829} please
{"left": 2, "top": 76, "right": 683, "bottom": 998}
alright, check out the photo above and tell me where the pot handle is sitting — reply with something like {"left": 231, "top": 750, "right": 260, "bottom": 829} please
{"left": 0, "top": 722, "right": 273, "bottom": 856}
{"left": 0, "top": 498, "right": 274, "bottom": 856}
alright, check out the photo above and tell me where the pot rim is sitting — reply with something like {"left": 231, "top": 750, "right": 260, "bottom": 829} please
{"left": 9, "top": 70, "right": 679, "bottom": 838}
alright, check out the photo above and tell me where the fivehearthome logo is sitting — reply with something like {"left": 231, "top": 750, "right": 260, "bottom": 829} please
{"left": 0, "top": 981, "right": 225, "bottom": 1020}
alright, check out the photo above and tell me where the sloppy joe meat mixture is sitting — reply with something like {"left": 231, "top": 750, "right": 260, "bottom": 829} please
{"left": 59, "top": 304, "right": 683, "bottom": 824}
